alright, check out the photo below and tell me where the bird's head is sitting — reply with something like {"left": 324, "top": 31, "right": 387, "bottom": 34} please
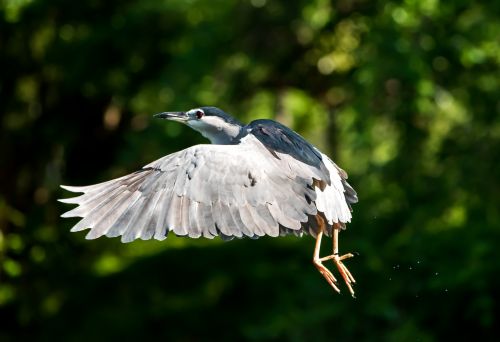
{"left": 154, "top": 106, "right": 244, "bottom": 144}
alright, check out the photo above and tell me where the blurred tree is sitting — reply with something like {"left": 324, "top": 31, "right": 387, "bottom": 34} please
{"left": 0, "top": 0, "right": 499, "bottom": 341}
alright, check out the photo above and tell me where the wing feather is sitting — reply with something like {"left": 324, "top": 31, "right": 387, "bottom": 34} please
{"left": 153, "top": 189, "right": 171, "bottom": 240}
{"left": 83, "top": 191, "right": 133, "bottom": 238}
{"left": 105, "top": 192, "right": 144, "bottom": 238}
{"left": 198, "top": 202, "right": 216, "bottom": 238}
{"left": 238, "top": 204, "right": 260, "bottom": 238}
{"left": 68, "top": 188, "right": 121, "bottom": 233}
{"left": 166, "top": 195, "right": 182, "bottom": 235}
{"left": 137, "top": 189, "right": 163, "bottom": 240}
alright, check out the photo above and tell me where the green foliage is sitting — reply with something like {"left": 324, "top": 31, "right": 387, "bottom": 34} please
{"left": 1, "top": 0, "right": 499, "bottom": 340}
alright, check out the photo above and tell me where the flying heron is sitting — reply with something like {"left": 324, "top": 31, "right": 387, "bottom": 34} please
{"left": 60, "top": 107, "right": 358, "bottom": 296}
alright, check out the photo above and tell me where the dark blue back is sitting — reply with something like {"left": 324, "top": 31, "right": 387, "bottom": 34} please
{"left": 247, "top": 119, "right": 331, "bottom": 184}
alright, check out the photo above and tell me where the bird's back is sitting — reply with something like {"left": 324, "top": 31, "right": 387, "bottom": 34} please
{"left": 247, "top": 119, "right": 357, "bottom": 200}
{"left": 247, "top": 119, "right": 331, "bottom": 186}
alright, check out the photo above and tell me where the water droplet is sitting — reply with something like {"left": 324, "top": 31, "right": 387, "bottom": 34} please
{"left": 445, "top": 288, "right": 448, "bottom": 292}
{"left": 417, "top": 260, "right": 421, "bottom": 264}
{"left": 435, "top": 272, "right": 439, "bottom": 276}
{"left": 389, "top": 277, "right": 392, "bottom": 281}
{"left": 409, "top": 266, "right": 413, "bottom": 270}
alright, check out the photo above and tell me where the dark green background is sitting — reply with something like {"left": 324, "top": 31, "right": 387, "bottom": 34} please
{"left": 1, "top": 0, "right": 499, "bottom": 340}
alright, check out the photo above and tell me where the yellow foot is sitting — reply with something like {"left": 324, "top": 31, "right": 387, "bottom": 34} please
{"left": 313, "top": 229, "right": 357, "bottom": 297}
{"left": 319, "top": 253, "right": 356, "bottom": 297}
{"left": 333, "top": 253, "right": 356, "bottom": 297}
{"left": 313, "top": 258, "right": 340, "bottom": 293}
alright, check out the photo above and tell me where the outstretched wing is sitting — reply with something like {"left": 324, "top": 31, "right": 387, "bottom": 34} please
{"left": 60, "top": 135, "right": 331, "bottom": 242}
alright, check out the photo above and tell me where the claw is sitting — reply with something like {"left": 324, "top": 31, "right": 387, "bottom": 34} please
{"left": 313, "top": 259, "right": 340, "bottom": 293}
{"left": 333, "top": 255, "right": 356, "bottom": 297}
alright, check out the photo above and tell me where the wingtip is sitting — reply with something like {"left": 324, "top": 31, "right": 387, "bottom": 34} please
{"left": 61, "top": 212, "right": 76, "bottom": 218}
{"left": 57, "top": 198, "right": 78, "bottom": 204}
{"left": 60, "top": 185, "right": 85, "bottom": 193}
{"left": 70, "top": 224, "right": 88, "bottom": 232}
{"left": 85, "top": 229, "right": 103, "bottom": 240}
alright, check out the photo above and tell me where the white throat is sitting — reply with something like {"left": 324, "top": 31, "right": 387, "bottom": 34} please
{"left": 187, "top": 116, "right": 243, "bottom": 144}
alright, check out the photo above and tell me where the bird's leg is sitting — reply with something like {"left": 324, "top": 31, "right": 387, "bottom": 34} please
{"left": 313, "top": 230, "right": 341, "bottom": 293}
{"left": 314, "top": 226, "right": 356, "bottom": 296}
{"left": 326, "top": 226, "right": 356, "bottom": 297}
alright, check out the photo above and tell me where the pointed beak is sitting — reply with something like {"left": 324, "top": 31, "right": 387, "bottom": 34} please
{"left": 153, "top": 111, "right": 189, "bottom": 122}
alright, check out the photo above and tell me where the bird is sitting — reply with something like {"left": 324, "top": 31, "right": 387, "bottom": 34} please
{"left": 60, "top": 106, "right": 359, "bottom": 296}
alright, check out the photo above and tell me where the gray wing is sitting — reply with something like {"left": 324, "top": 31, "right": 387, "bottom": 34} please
{"left": 60, "top": 135, "right": 330, "bottom": 242}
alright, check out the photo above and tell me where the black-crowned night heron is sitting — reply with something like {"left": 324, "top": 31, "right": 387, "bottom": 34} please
{"left": 60, "top": 107, "right": 358, "bottom": 296}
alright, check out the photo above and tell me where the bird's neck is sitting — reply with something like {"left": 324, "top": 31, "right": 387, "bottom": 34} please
{"left": 203, "top": 124, "right": 246, "bottom": 145}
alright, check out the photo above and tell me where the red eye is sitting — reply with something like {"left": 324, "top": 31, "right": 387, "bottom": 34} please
{"left": 196, "top": 110, "right": 204, "bottom": 119}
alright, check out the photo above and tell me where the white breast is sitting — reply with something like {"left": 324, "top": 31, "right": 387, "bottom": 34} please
{"left": 314, "top": 153, "right": 352, "bottom": 224}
